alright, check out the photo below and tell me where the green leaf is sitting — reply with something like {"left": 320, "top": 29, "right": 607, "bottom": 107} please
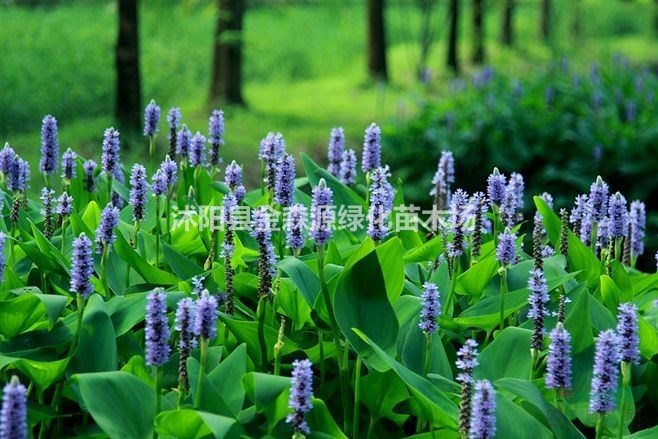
{"left": 638, "top": 316, "right": 658, "bottom": 359}
{"left": 564, "top": 287, "right": 594, "bottom": 353}
{"left": 73, "top": 371, "right": 155, "bottom": 439}
{"left": 207, "top": 344, "right": 247, "bottom": 417}
{"left": 360, "top": 370, "right": 410, "bottom": 426}
{"left": 495, "top": 389, "right": 553, "bottom": 439}
{"left": 113, "top": 231, "right": 179, "bottom": 285}
{"left": 70, "top": 294, "right": 118, "bottom": 373}
{"left": 477, "top": 327, "right": 532, "bottom": 381}
{"left": 307, "top": 398, "right": 348, "bottom": 439}
{"left": 334, "top": 249, "right": 398, "bottom": 371}
{"left": 0, "top": 293, "right": 49, "bottom": 339}
{"left": 162, "top": 243, "right": 204, "bottom": 280}
{"left": 455, "top": 252, "right": 498, "bottom": 298}
{"left": 242, "top": 372, "right": 290, "bottom": 410}
{"left": 301, "top": 153, "right": 365, "bottom": 210}
{"left": 278, "top": 256, "right": 320, "bottom": 307}
{"left": 155, "top": 409, "right": 238, "bottom": 439}
{"left": 375, "top": 237, "right": 405, "bottom": 302}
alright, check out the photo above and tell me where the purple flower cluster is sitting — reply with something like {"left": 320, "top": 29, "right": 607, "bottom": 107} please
{"left": 629, "top": 201, "right": 646, "bottom": 257}
{"left": 1, "top": 376, "right": 27, "bottom": 439}
{"left": 528, "top": 268, "right": 549, "bottom": 350}
{"left": 456, "top": 339, "right": 479, "bottom": 384}
{"left": 251, "top": 206, "right": 277, "bottom": 297}
{"left": 189, "top": 132, "right": 207, "bottom": 167}
{"left": 286, "top": 358, "right": 314, "bottom": 435}
{"left": 285, "top": 203, "right": 308, "bottom": 251}
{"left": 143, "top": 99, "right": 161, "bottom": 137}
{"left": 362, "top": 122, "right": 381, "bottom": 173}
{"left": 56, "top": 192, "right": 74, "bottom": 217}
{"left": 0, "top": 144, "right": 15, "bottom": 175}
{"left": 327, "top": 127, "right": 345, "bottom": 177}
{"left": 224, "top": 161, "right": 246, "bottom": 203}
{"left": 545, "top": 325, "right": 572, "bottom": 390}
{"left": 130, "top": 164, "right": 148, "bottom": 222}
{"left": 151, "top": 169, "right": 167, "bottom": 196}
{"left": 496, "top": 230, "right": 516, "bottom": 265}
{"left": 617, "top": 303, "right": 640, "bottom": 365}
{"left": 418, "top": 282, "right": 441, "bottom": 334}
{"left": 486, "top": 168, "right": 506, "bottom": 207}
{"left": 339, "top": 149, "right": 357, "bottom": 185}
{"left": 160, "top": 156, "right": 178, "bottom": 188}
{"left": 83, "top": 160, "right": 97, "bottom": 193}
{"left": 208, "top": 109, "right": 224, "bottom": 166}
{"left": 367, "top": 166, "right": 394, "bottom": 241}
{"left": 40, "top": 115, "right": 59, "bottom": 175}
{"left": 7, "top": 156, "right": 29, "bottom": 193}
{"left": 61, "top": 148, "right": 77, "bottom": 180}
{"left": 448, "top": 189, "right": 470, "bottom": 257}
{"left": 95, "top": 203, "right": 120, "bottom": 253}
{"left": 589, "top": 330, "right": 620, "bottom": 414}
{"left": 469, "top": 380, "right": 496, "bottom": 439}
{"left": 177, "top": 125, "right": 192, "bottom": 156}
{"left": 145, "top": 289, "right": 171, "bottom": 367}
{"left": 174, "top": 297, "right": 197, "bottom": 386}
{"left": 193, "top": 291, "right": 218, "bottom": 340}
{"left": 71, "top": 233, "right": 94, "bottom": 297}
{"left": 101, "top": 128, "right": 121, "bottom": 177}
{"left": 507, "top": 172, "right": 525, "bottom": 211}
{"left": 274, "top": 153, "right": 295, "bottom": 207}
{"left": 310, "top": 179, "right": 333, "bottom": 246}
{"left": 259, "top": 132, "right": 285, "bottom": 191}
{"left": 608, "top": 192, "right": 628, "bottom": 238}
{"left": 430, "top": 151, "right": 455, "bottom": 209}
{"left": 588, "top": 176, "right": 609, "bottom": 223}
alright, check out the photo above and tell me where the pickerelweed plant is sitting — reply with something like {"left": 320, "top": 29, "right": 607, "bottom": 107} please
{"left": 0, "top": 104, "right": 656, "bottom": 439}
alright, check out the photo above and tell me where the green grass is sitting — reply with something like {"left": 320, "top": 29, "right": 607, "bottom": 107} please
{"left": 2, "top": 0, "right": 658, "bottom": 182}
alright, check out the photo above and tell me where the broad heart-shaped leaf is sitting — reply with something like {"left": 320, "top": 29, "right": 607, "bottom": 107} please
{"left": 207, "top": 344, "right": 247, "bottom": 417}
{"left": 477, "top": 327, "right": 532, "bottom": 381}
{"left": 496, "top": 378, "right": 586, "bottom": 438}
{"left": 0, "top": 293, "right": 49, "bottom": 339}
{"left": 360, "top": 370, "right": 410, "bottom": 426}
{"left": 276, "top": 278, "right": 313, "bottom": 331}
{"left": 113, "top": 231, "right": 179, "bottom": 285}
{"left": 375, "top": 237, "right": 405, "bottom": 302}
{"left": 353, "top": 329, "right": 458, "bottom": 429}
{"left": 69, "top": 294, "right": 118, "bottom": 373}
{"left": 242, "top": 372, "right": 290, "bottom": 410}
{"left": 495, "top": 389, "right": 553, "bottom": 439}
{"left": 307, "top": 398, "right": 348, "bottom": 439}
{"left": 301, "top": 153, "right": 365, "bottom": 210}
{"left": 0, "top": 355, "right": 69, "bottom": 391}
{"left": 403, "top": 234, "right": 442, "bottom": 263}
{"left": 221, "top": 316, "right": 301, "bottom": 362}
{"left": 564, "top": 286, "right": 594, "bottom": 353}
{"left": 155, "top": 409, "right": 239, "bottom": 439}
{"left": 162, "top": 243, "right": 204, "bottom": 280}
{"left": 638, "top": 316, "right": 658, "bottom": 359}
{"left": 334, "top": 249, "right": 399, "bottom": 372}
{"left": 455, "top": 250, "right": 498, "bottom": 298}
{"left": 278, "top": 256, "right": 321, "bottom": 308}
{"left": 73, "top": 371, "right": 155, "bottom": 439}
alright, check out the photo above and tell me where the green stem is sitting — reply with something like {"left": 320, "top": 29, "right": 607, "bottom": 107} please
{"left": 60, "top": 218, "right": 67, "bottom": 254}
{"left": 106, "top": 174, "right": 113, "bottom": 206}
{"left": 424, "top": 333, "right": 432, "bottom": 377}
{"left": 318, "top": 329, "right": 325, "bottom": 386}
{"left": 149, "top": 136, "right": 155, "bottom": 172}
{"left": 101, "top": 246, "right": 110, "bottom": 295}
{"left": 165, "top": 193, "right": 171, "bottom": 243}
{"left": 155, "top": 196, "right": 161, "bottom": 267}
{"left": 366, "top": 416, "right": 375, "bottom": 439}
{"left": 618, "top": 361, "right": 631, "bottom": 438}
{"left": 595, "top": 413, "right": 605, "bottom": 439}
{"left": 257, "top": 298, "right": 268, "bottom": 372}
{"left": 195, "top": 338, "right": 208, "bottom": 409}
{"left": 154, "top": 367, "right": 162, "bottom": 415}
{"left": 353, "top": 357, "right": 362, "bottom": 439}
{"left": 445, "top": 258, "right": 459, "bottom": 316}
{"left": 499, "top": 267, "right": 508, "bottom": 330}
{"left": 614, "top": 237, "right": 622, "bottom": 263}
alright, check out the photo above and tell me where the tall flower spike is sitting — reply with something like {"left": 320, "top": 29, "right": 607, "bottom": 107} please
{"left": 617, "top": 303, "right": 640, "bottom": 365}
{"left": 274, "top": 153, "right": 295, "bottom": 207}
{"left": 259, "top": 132, "right": 286, "bottom": 192}
{"left": 588, "top": 176, "right": 609, "bottom": 223}
{"left": 559, "top": 208, "right": 569, "bottom": 260}
{"left": 629, "top": 201, "right": 646, "bottom": 258}
{"left": 589, "top": 329, "right": 620, "bottom": 414}
{"left": 189, "top": 132, "right": 207, "bottom": 167}
{"left": 56, "top": 192, "right": 74, "bottom": 217}
{"left": 456, "top": 339, "right": 480, "bottom": 437}
{"left": 208, "top": 109, "right": 225, "bottom": 166}
{"left": 546, "top": 325, "right": 573, "bottom": 390}
{"left": 486, "top": 167, "right": 506, "bottom": 207}
{"left": 40, "top": 188, "right": 55, "bottom": 239}
{"left": 177, "top": 124, "right": 192, "bottom": 157}
{"left": 608, "top": 192, "right": 628, "bottom": 238}
{"left": 193, "top": 290, "right": 218, "bottom": 340}
{"left": 327, "top": 127, "right": 345, "bottom": 177}
{"left": 0, "top": 143, "right": 16, "bottom": 175}
{"left": 419, "top": 282, "right": 441, "bottom": 334}
{"left": 527, "top": 268, "right": 549, "bottom": 351}
{"left": 71, "top": 233, "right": 94, "bottom": 297}
{"left": 166, "top": 107, "right": 181, "bottom": 158}
{"left": 175, "top": 297, "right": 197, "bottom": 388}
{"left": 145, "top": 289, "right": 171, "bottom": 367}
{"left": 448, "top": 189, "right": 470, "bottom": 258}
{"left": 251, "top": 207, "right": 277, "bottom": 299}
{"left": 143, "top": 99, "right": 161, "bottom": 137}
{"left": 222, "top": 193, "right": 237, "bottom": 314}
{"left": 286, "top": 359, "right": 314, "bottom": 436}
{"left": 500, "top": 189, "right": 518, "bottom": 228}
{"left": 224, "top": 161, "right": 246, "bottom": 203}
{"left": 367, "top": 166, "right": 394, "bottom": 242}
{"left": 95, "top": 203, "right": 120, "bottom": 254}
{"left": 507, "top": 172, "right": 525, "bottom": 211}
{"left": 40, "top": 115, "right": 59, "bottom": 175}
{"left": 101, "top": 127, "right": 121, "bottom": 176}
{"left": 61, "top": 148, "right": 77, "bottom": 180}
{"left": 285, "top": 203, "right": 308, "bottom": 252}
{"left": 496, "top": 229, "right": 516, "bottom": 265}
{"left": 468, "top": 380, "right": 497, "bottom": 439}
{"left": 430, "top": 150, "right": 455, "bottom": 210}
{"left": 151, "top": 169, "right": 167, "bottom": 196}
{"left": 310, "top": 179, "right": 333, "bottom": 246}
{"left": 1, "top": 376, "right": 27, "bottom": 439}
{"left": 9, "top": 158, "right": 30, "bottom": 193}
{"left": 83, "top": 159, "right": 97, "bottom": 193}
{"left": 160, "top": 155, "right": 178, "bottom": 189}
{"left": 130, "top": 164, "right": 148, "bottom": 222}
{"left": 0, "top": 233, "right": 6, "bottom": 284}
{"left": 339, "top": 148, "right": 357, "bottom": 185}
{"left": 570, "top": 194, "right": 589, "bottom": 235}
{"left": 362, "top": 122, "right": 382, "bottom": 173}
{"left": 470, "top": 192, "right": 487, "bottom": 261}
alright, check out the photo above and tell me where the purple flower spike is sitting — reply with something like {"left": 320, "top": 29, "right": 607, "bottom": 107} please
{"left": 617, "top": 303, "right": 640, "bottom": 365}
{"left": 608, "top": 192, "right": 628, "bottom": 238}
{"left": 629, "top": 201, "right": 646, "bottom": 258}
{"left": 456, "top": 339, "right": 479, "bottom": 383}
{"left": 259, "top": 132, "right": 286, "bottom": 192}
{"left": 487, "top": 167, "right": 506, "bottom": 207}
{"left": 151, "top": 169, "right": 167, "bottom": 196}
{"left": 193, "top": 290, "right": 218, "bottom": 340}
{"left": 101, "top": 127, "right": 121, "bottom": 177}
{"left": 71, "top": 233, "right": 94, "bottom": 298}
{"left": 588, "top": 176, "right": 609, "bottom": 223}
{"left": 367, "top": 166, "right": 394, "bottom": 242}
{"left": 40, "top": 115, "right": 59, "bottom": 175}
{"left": 309, "top": 179, "right": 333, "bottom": 246}
{"left": 496, "top": 230, "right": 516, "bottom": 265}
{"left": 143, "top": 99, "right": 161, "bottom": 137}
{"left": 589, "top": 330, "right": 620, "bottom": 414}
{"left": 469, "top": 380, "right": 496, "bottom": 439}
{"left": 95, "top": 203, "right": 120, "bottom": 254}
{"left": 0, "top": 143, "right": 16, "bottom": 175}
{"left": 145, "top": 289, "right": 171, "bottom": 367}
{"left": 327, "top": 127, "right": 345, "bottom": 177}
{"left": 56, "top": 192, "right": 74, "bottom": 217}
{"left": 208, "top": 109, "right": 225, "bottom": 166}
{"left": 362, "top": 122, "right": 381, "bottom": 173}
{"left": 274, "top": 153, "right": 295, "bottom": 207}
{"left": 130, "top": 164, "right": 148, "bottom": 222}
{"left": 339, "top": 148, "right": 357, "bottom": 185}
{"left": 177, "top": 124, "right": 192, "bottom": 156}
{"left": 507, "top": 172, "right": 525, "bottom": 211}
{"left": 1, "top": 376, "right": 27, "bottom": 439}
{"left": 286, "top": 358, "right": 314, "bottom": 435}
{"left": 83, "top": 160, "right": 97, "bottom": 193}
{"left": 160, "top": 155, "right": 178, "bottom": 189}
{"left": 430, "top": 150, "right": 455, "bottom": 209}
{"left": 189, "top": 132, "right": 207, "bottom": 167}
{"left": 419, "top": 282, "right": 441, "bottom": 334}
{"left": 224, "top": 161, "right": 246, "bottom": 203}
{"left": 546, "top": 325, "right": 572, "bottom": 390}
{"left": 61, "top": 148, "right": 77, "bottom": 180}
{"left": 285, "top": 203, "right": 308, "bottom": 251}
{"left": 528, "top": 268, "right": 549, "bottom": 351}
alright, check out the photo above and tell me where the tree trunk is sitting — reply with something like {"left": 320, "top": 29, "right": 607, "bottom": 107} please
{"left": 417, "top": 0, "right": 437, "bottom": 80}
{"left": 447, "top": 0, "right": 460, "bottom": 73}
{"left": 471, "top": 0, "right": 485, "bottom": 64}
{"left": 115, "top": 0, "right": 141, "bottom": 132}
{"left": 540, "top": 0, "right": 551, "bottom": 41}
{"left": 572, "top": 0, "right": 581, "bottom": 42}
{"left": 501, "top": 0, "right": 515, "bottom": 46}
{"left": 367, "top": 0, "right": 388, "bottom": 81}
{"left": 210, "top": 0, "right": 245, "bottom": 105}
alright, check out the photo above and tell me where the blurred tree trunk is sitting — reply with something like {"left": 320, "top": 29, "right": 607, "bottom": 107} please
{"left": 572, "top": 0, "right": 581, "bottom": 42}
{"left": 471, "top": 0, "right": 485, "bottom": 64}
{"left": 367, "top": 0, "right": 388, "bottom": 81}
{"left": 446, "top": 0, "right": 460, "bottom": 73}
{"left": 501, "top": 0, "right": 515, "bottom": 46}
{"left": 116, "top": 0, "right": 141, "bottom": 132}
{"left": 540, "top": 0, "right": 551, "bottom": 41}
{"left": 210, "top": 0, "right": 245, "bottom": 105}
{"left": 417, "top": 0, "right": 437, "bottom": 80}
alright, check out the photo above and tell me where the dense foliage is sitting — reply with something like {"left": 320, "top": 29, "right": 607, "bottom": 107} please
{"left": 0, "top": 107, "right": 657, "bottom": 439}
